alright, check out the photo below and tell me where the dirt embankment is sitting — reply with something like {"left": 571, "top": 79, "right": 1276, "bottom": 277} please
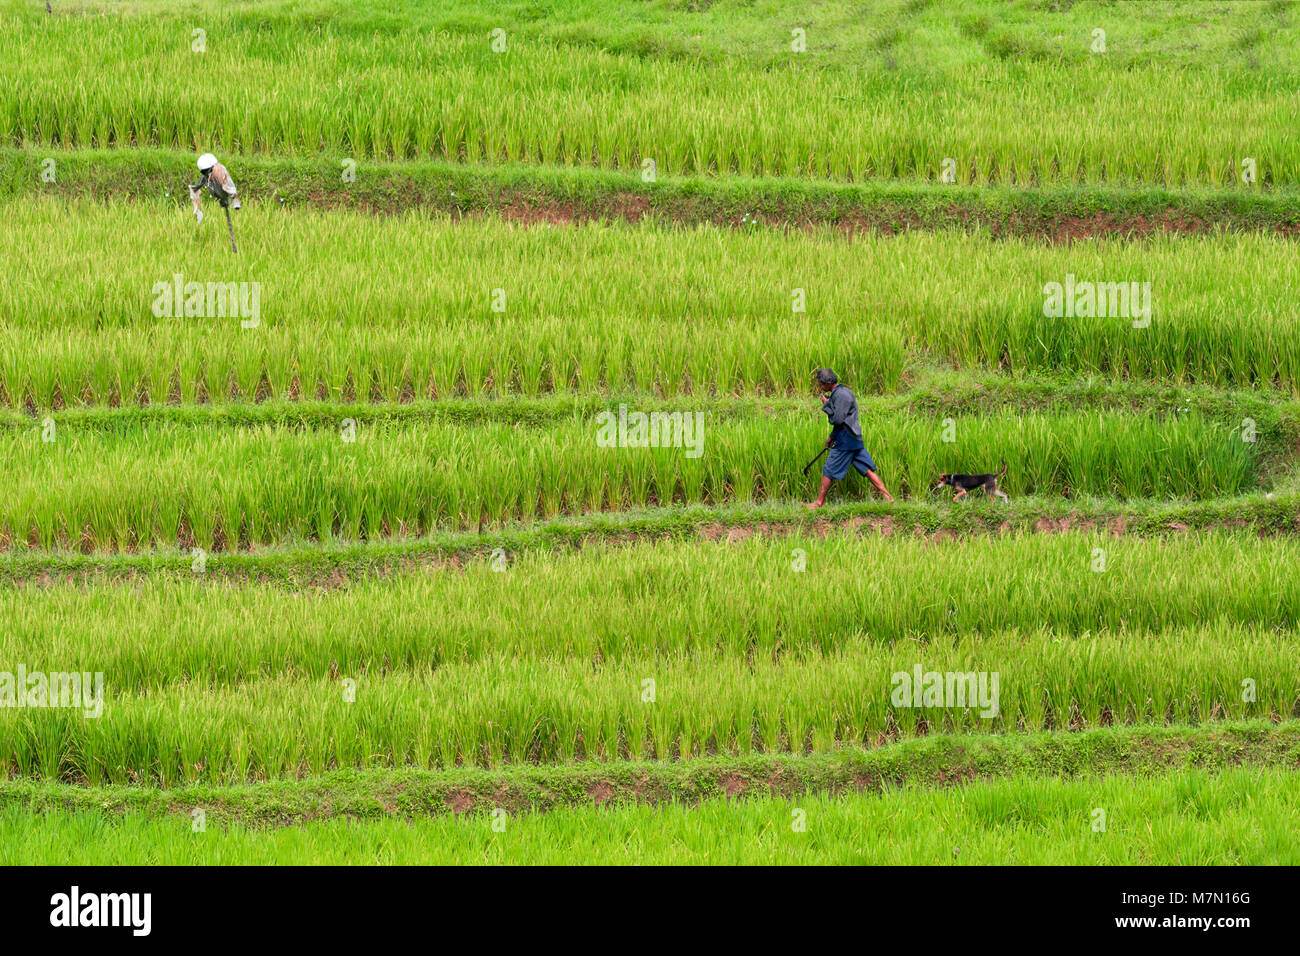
{"left": 492, "top": 197, "right": 1300, "bottom": 242}
{"left": 12, "top": 724, "right": 1294, "bottom": 828}
{"left": 2, "top": 496, "right": 1297, "bottom": 588}
{"left": 8, "top": 148, "right": 1299, "bottom": 241}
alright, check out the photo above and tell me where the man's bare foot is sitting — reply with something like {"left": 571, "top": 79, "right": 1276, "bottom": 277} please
{"left": 804, "top": 500, "right": 825, "bottom": 510}
{"left": 882, "top": 494, "right": 895, "bottom": 503}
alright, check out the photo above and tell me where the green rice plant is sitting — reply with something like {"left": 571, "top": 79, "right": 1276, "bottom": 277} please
{"left": 4, "top": 199, "right": 1298, "bottom": 404}
{"left": 0, "top": 625, "right": 1293, "bottom": 784}
{"left": 1, "top": 11, "right": 1296, "bottom": 187}
{"left": 1, "top": 532, "right": 1297, "bottom": 782}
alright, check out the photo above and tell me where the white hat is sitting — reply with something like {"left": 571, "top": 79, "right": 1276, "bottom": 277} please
{"left": 197, "top": 153, "right": 217, "bottom": 171}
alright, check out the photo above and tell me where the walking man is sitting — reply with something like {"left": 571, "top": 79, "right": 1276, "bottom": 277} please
{"left": 189, "top": 152, "right": 240, "bottom": 224}
{"left": 805, "top": 368, "right": 894, "bottom": 509}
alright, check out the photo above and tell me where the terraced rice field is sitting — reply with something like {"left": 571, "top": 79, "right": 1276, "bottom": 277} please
{"left": 3, "top": 0, "right": 1299, "bottom": 872}
{"left": 5, "top": 203, "right": 1300, "bottom": 400}
{"left": 6, "top": 3, "right": 1299, "bottom": 185}
{"left": 5, "top": 536, "right": 1300, "bottom": 785}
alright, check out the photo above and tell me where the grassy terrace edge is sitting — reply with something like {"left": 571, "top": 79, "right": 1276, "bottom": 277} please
{"left": 6, "top": 147, "right": 1300, "bottom": 238}
{"left": 4, "top": 369, "right": 1296, "bottom": 423}
{"left": 3, "top": 723, "right": 1294, "bottom": 826}
{"left": 2, "top": 494, "right": 1297, "bottom": 581}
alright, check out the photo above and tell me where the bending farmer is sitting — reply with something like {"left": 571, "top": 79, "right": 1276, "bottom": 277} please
{"left": 805, "top": 367, "right": 894, "bottom": 509}
{"left": 189, "top": 152, "right": 240, "bottom": 224}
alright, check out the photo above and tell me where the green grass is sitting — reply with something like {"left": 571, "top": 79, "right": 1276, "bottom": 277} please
{"left": 0, "top": 409, "right": 1258, "bottom": 549}
{"left": 6, "top": 767, "right": 1298, "bottom": 864}
{"left": 5, "top": 2, "right": 1298, "bottom": 185}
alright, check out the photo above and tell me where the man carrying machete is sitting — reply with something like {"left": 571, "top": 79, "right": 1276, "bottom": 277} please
{"left": 805, "top": 368, "right": 894, "bottom": 509}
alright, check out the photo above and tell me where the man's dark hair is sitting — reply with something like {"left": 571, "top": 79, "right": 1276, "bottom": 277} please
{"left": 814, "top": 368, "right": 838, "bottom": 386}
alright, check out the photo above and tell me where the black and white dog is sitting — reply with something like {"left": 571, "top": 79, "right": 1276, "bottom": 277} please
{"left": 933, "top": 461, "right": 1008, "bottom": 502}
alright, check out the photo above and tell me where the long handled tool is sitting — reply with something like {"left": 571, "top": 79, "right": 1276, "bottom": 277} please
{"left": 802, "top": 446, "right": 829, "bottom": 476}
{"left": 223, "top": 202, "right": 238, "bottom": 254}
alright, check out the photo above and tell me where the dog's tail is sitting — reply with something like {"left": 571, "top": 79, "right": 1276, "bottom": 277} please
{"left": 998, "top": 460, "right": 1007, "bottom": 478}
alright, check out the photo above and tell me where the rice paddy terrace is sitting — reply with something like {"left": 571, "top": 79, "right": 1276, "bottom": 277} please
{"left": 2, "top": 0, "right": 1299, "bottom": 864}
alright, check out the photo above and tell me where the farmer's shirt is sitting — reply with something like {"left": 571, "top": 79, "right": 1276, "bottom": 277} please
{"left": 190, "top": 164, "right": 238, "bottom": 203}
{"left": 822, "top": 384, "right": 864, "bottom": 450}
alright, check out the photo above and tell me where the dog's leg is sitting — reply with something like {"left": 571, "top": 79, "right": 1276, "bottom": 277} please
{"left": 993, "top": 488, "right": 1009, "bottom": 501}
{"left": 953, "top": 488, "right": 967, "bottom": 501}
